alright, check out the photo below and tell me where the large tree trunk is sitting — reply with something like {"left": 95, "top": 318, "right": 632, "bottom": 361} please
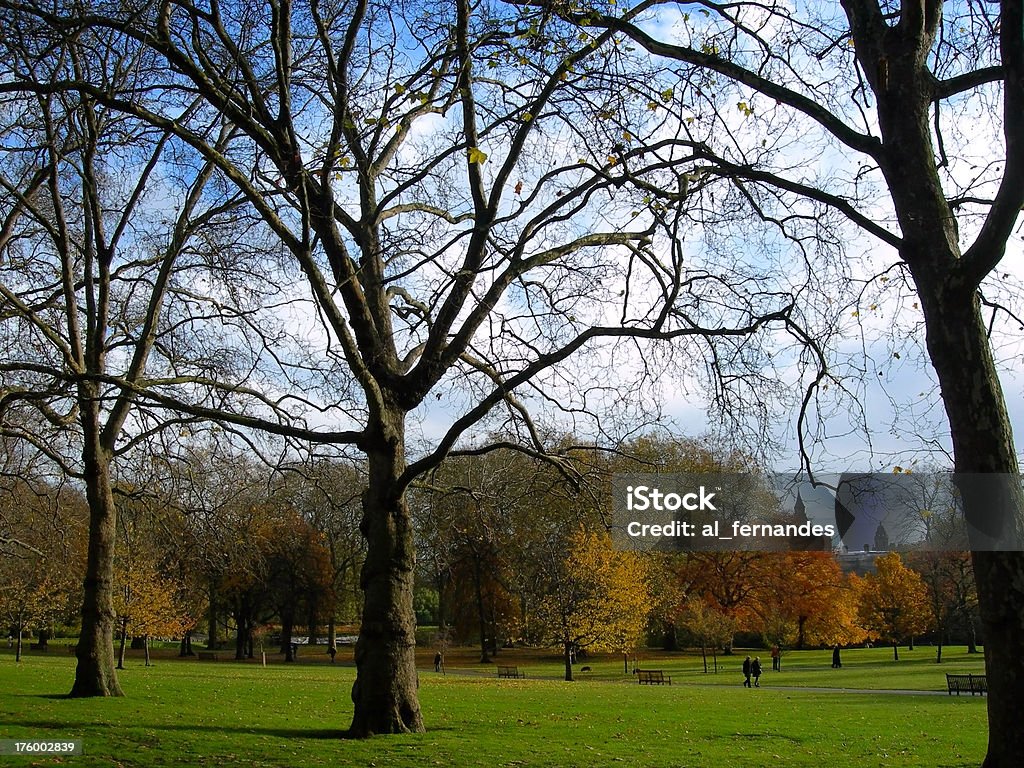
{"left": 70, "top": 421, "right": 123, "bottom": 697}
{"left": 348, "top": 418, "right": 423, "bottom": 737}
{"left": 851, "top": 6, "right": 1024, "bottom": 756}
{"left": 563, "top": 640, "right": 573, "bottom": 682}
{"left": 917, "top": 289, "right": 1024, "bottom": 768}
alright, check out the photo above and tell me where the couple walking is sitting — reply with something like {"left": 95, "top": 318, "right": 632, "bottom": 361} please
{"left": 742, "top": 656, "right": 762, "bottom": 688}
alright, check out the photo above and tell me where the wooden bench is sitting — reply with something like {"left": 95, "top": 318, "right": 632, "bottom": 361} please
{"left": 197, "top": 651, "right": 221, "bottom": 661}
{"left": 28, "top": 643, "right": 48, "bottom": 651}
{"left": 497, "top": 665, "right": 525, "bottom": 679}
{"left": 637, "top": 669, "right": 671, "bottom": 685}
{"left": 946, "top": 673, "right": 987, "bottom": 696}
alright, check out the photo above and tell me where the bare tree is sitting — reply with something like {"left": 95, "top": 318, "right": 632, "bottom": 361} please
{"left": 575, "top": 1, "right": 1024, "bottom": 762}
{"left": 0, "top": 25, "right": 259, "bottom": 695}
{"left": 0, "top": 0, "right": 808, "bottom": 733}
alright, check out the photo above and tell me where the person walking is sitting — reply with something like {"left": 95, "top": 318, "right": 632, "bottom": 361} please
{"left": 742, "top": 655, "right": 752, "bottom": 688}
{"left": 752, "top": 656, "right": 762, "bottom": 687}
{"left": 770, "top": 644, "right": 780, "bottom": 671}
{"left": 434, "top": 651, "right": 443, "bottom": 672}
{"left": 832, "top": 644, "right": 842, "bottom": 668}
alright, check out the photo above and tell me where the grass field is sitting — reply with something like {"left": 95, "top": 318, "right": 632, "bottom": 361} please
{"left": 0, "top": 645, "right": 988, "bottom": 767}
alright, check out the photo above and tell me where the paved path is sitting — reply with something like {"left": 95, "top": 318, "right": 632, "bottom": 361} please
{"left": 430, "top": 667, "right": 968, "bottom": 696}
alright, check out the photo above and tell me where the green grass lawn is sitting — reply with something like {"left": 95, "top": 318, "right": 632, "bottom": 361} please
{"left": 0, "top": 647, "right": 988, "bottom": 767}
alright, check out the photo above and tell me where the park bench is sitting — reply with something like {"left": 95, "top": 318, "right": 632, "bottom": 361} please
{"left": 197, "top": 651, "right": 221, "bottom": 661}
{"left": 497, "top": 665, "right": 525, "bottom": 679}
{"left": 28, "top": 643, "right": 48, "bottom": 651}
{"left": 637, "top": 670, "right": 671, "bottom": 685}
{"left": 946, "top": 673, "right": 987, "bottom": 696}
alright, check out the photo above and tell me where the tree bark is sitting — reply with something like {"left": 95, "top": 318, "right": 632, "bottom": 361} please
{"left": 348, "top": 418, "right": 423, "bottom": 736}
{"left": 845, "top": 5, "right": 1024, "bottom": 759}
{"left": 916, "top": 291, "right": 1024, "bottom": 767}
{"left": 563, "top": 640, "right": 573, "bottom": 682}
{"left": 117, "top": 618, "right": 128, "bottom": 670}
{"left": 70, "top": 417, "right": 123, "bottom": 697}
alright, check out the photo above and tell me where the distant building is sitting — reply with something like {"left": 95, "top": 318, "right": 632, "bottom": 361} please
{"left": 874, "top": 522, "right": 890, "bottom": 552}
{"left": 787, "top": 489, "right": 832, "bottom": 552}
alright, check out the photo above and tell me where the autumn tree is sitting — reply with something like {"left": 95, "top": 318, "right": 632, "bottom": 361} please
{"left": 112, "top": 556, "right": 191, "bottom": 668}
{"left": 0, "top": 473, "right": 86, "bottom": 662}
{"left": 418, "top": 448, "right": 542, "bottom": 662}
{"left": 275, "top": 460, "right": 365, "bottom": 649}
{"left": 677, "top": 596, "right": 736, "bottom": 673}
{"left": 595, "top": 434, "right": 777, "bottom": 650}
{"left": 530, "top": 528, "right": 652, "bottom": 681}
{"left": 680, "top": 551, "right": 767, "bottom": 647}
{"left": 263, "top": 507, "right": 335, "bottom": 662}
{"left": 853, "top": 552, "right": 932, "bottom": 660}
{"left": 755, "top": 552, "right": 865, "bottom": 650}
{"left": 572, "top": 2, "right": 1024, "bottom": 761}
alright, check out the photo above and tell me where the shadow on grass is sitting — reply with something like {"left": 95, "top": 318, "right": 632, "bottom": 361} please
{"left": 6, "top": 719, "right": 351, "bottom": 739}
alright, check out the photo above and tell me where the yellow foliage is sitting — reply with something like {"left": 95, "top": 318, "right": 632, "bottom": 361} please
{"left": 113, "top": 559, "right": 193, "bottom": 639}
{"left": 534, "top": 528, "right": 652, "bottom": 653}
{"left": 852, "top": 552, "right": 932, "bottom": 644}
